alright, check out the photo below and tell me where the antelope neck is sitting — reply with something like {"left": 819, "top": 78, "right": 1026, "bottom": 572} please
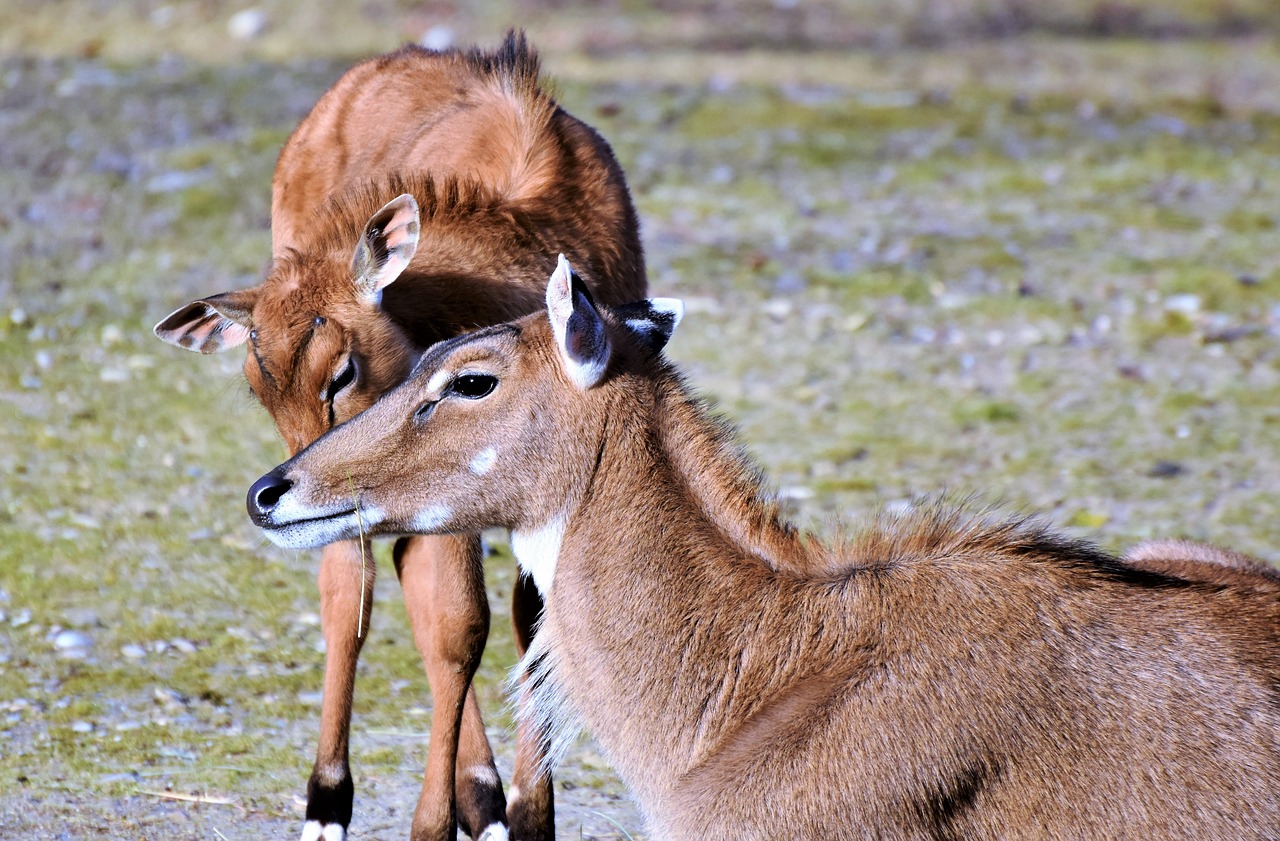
{"left": 539, "top": 378, "right": 825, "bottom": 797}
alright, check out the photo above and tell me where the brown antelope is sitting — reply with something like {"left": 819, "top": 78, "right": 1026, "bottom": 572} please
{"left": 247, "top": 257, "right": 1280, "bottom": 839}
{"left": 153, "top": 34, "right": 645, "bottom": 841}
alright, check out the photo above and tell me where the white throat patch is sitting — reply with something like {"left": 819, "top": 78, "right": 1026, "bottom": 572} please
{"left": 510, "top": 514, "right": 566, "bottom": 595}
{"left": 409, "top": 504, "right": 452, "bottom": 533}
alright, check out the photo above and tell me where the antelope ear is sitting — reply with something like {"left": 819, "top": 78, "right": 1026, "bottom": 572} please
{"left": 352, "top": 194, "right": 420, "bottom": 304}
{"left": 153, "top": 288, "right": 259, "bottom": 353}
{"left": 614, "top": 298, "right": 684, "bottom": 353}
{"left": 546, "top": 254, "right": 610, "bottom": 389}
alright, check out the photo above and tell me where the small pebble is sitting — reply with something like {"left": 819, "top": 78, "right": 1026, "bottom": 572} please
{"left": 772, "top": 271, "right": 807, "bottom": 295}
{"left": 170, "top": 638, "right": 197, "bottom": 654}
{"left": 153, "top": 687, "right": 188, "bottom": 708}
{"left": 227, "top": 7, "right": 267, "bottom": 40}
{"left": 53, "top": 630, "right": 93, "bottom": 655}
{"left": 121, "top": 644, "right": 146, "bottom": 659}
{"left": 1148, "top": 461, "right": 1185, "bottom": 479}
{"left": 420, "top": 24, "right": 454, "bottom": 51}
{"left": 762, "top": 299, "right": 793, "bottom": 320}
{"left": 71, "top": 721, "right": 93, "bottom": 733}
{"left": 1163, "top": 294, "right": 1201, "bottom": 315}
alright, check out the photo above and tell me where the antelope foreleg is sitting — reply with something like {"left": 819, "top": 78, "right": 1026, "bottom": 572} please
{"left": 304, "top": 538, "right": 375, "bottom": 841}
{"left": 395, "top": 534, "right": 502, "bottom": 841}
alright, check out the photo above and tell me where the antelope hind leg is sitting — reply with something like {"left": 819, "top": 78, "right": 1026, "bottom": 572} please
{"left": 506, "top": 572, "right": 555, "bottom": 841}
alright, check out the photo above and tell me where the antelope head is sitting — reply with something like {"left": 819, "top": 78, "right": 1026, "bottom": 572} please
{"left": 154, "top": 195, "right": 422, "bottom": 454}
{"left": 246, "top": 256, "right": 683, "bottom": 561}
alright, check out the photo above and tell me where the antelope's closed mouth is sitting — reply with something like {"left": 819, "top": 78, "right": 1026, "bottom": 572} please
{"left": 260, "top": 507, "right": 359, "bottom": 530}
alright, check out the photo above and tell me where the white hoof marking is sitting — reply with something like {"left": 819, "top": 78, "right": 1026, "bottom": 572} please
{"left": 477, "top": 823, "right": 510, "bottom": 841}
{"left": 300, "top": 821, "right": 346, "bottom": 841}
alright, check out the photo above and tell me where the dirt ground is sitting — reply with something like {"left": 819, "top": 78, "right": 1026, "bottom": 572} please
{"left": 3, "top": 1, "right": 1280, "bottom": 839}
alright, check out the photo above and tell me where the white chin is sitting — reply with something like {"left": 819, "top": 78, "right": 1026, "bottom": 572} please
{"left": 263, "top": 514, "right": 364, "bottom": 549}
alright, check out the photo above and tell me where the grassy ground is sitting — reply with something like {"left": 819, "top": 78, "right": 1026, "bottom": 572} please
{"left": 2, "top": 2, "right": 1279, "bottom": 839}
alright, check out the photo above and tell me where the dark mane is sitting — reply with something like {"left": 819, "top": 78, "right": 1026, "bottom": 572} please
{"left": 844, "top": 502, "right": 1197, "bottom": 590}
{"left": 306, "top": 171, "right": 512, "bottom": 259}
{"left": 464, "top": 29, "right": 544, "bottom": 96}
{"left": 377, "top": 30, "right": 544, "bottom": 97}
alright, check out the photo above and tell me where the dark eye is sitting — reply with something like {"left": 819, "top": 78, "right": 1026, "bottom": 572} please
{"left": 449, "top": 374, "right": 497, "bottom": 399}
{"left": 327, "top": 357, "right": 357, "bottom": 401}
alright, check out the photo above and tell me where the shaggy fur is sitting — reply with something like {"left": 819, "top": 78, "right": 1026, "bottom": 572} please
{"left": 252, "top": 287, "right": 1280, "bottom": 840}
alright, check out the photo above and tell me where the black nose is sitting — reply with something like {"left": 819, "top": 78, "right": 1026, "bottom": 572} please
{"left": 247, "top": 471, "right": 293, "bottom": 524}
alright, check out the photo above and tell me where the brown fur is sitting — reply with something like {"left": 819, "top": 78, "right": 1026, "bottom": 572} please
{"left": 155, "top": 33, "right": 643, "bottom": 841}
{"left": 1123, "top": 537, "right": 1280, "bottom": 588}
{"left": 250, "top": 281, "right": 1280, "bottom": 840}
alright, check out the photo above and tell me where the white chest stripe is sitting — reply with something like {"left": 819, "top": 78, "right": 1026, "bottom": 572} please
{"left": 510, "top": 514, "right": 566, "bottom": 595}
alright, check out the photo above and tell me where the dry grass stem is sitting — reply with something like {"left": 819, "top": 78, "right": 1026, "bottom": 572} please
{"left": 134, "top": 788, "right": 237, "bottom": 807}
{"left": 348, "top": 471, "right": 369, "bottom": 639}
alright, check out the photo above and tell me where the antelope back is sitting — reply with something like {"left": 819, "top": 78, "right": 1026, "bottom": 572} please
{"left": 154, "top": 33, "right": 646, "bottom": 455}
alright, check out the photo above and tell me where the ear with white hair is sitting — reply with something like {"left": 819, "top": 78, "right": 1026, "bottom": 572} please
{"left": 545, "top": 254, "right": 610, "bottom": 389}
{"left": 351, "top": 194, "right": 420, "bottom": 305}
{"left": 615, "top": 297, "right": 684, "bottom": 353}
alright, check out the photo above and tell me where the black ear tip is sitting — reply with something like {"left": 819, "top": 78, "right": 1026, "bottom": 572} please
{"left": 568, "top": 268, "right": 596, "bottom": 308}
{"left": 154, "top": 301, "right": 200, "bottom": 333}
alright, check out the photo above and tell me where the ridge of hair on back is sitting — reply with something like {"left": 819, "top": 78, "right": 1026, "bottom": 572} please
{"left": 299, "top": 172, "right": 504, "bottom": 262}
{"left": 465, "top": 30, "right": 543, "bottom": 97}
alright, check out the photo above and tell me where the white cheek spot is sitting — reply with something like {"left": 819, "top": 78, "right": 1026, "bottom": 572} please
{"left": 409, "top": 504, "right": 452, "bottom": 533}
{"left": 511, "top": 514, "right": 566, "bottom": 596}
{"left": 470, "top": 446, "right": 498, "bottom": 476}
{"left": 426, "top": 368, "right": 450, "bottom": 395}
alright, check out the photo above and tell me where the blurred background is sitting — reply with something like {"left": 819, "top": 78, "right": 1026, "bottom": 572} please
{"left": 3, "top": 1, "right": 1279, "bottom": 838}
